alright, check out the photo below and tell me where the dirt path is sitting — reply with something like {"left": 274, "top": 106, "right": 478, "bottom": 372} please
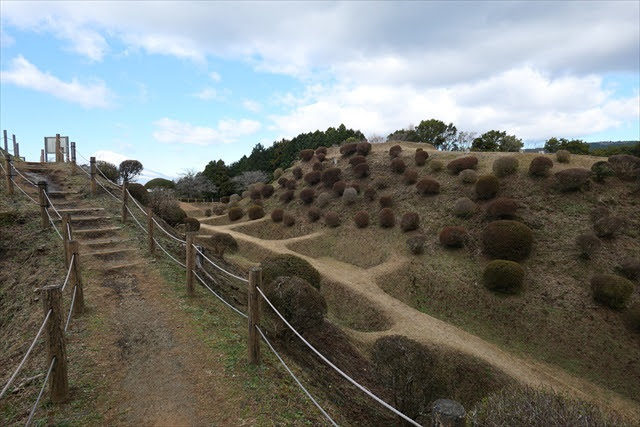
{"left": 200, "top": 220, "right": 640, "bottom": 420}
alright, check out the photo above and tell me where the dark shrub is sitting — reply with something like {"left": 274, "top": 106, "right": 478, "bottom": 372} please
{"left": 590, "top": 206, "right": 610, "bottom": 223}
{"left": 364, "top": 187, "right": 377, "bottom": 201}
{"left": 220, "top": 196, "right": 230, "bottom": 204}
{"left": 453, "top": 197, "right": 476, "bottom": 218}
{"left": 475, "top": 174, "right": 500, "bottom": 199}
{"left": 403, "top": 169, "right": 418, "bottom": 185}
{"left": 299, "top": 149, "right": 314, "bottom": 161}
{"left": 348, "top": 182, "right": 361, "bottom": 194}
{"left": 206, "top": 232, "right": 238, "bottom": 257}
{"left": 459, "top": 169, "right": 478, "bottom": 184}
{"left": 249, "top": 188, "right": 262, "bottom": 201}
{"left": 482, "top": 220, "right": 533, "bottom": 261}
{"left": 340, "top": 142, "right": 358, "bottom": 156}
{"left": 389, "top": 144, "right": 402, "bottom": 158}
{"left": 271, "top": 208, "right": 284, "bottom": 222}
{"left": 447, "top": 156, "right": 478, "bottom": 174}
{"left": 304, "top": 171, "right": 321, "bottom": 186}
{"left": 608, "top": 154, "right": 640, "bottom": 181}
{"left": 283, "top": 213, "right": 295, "bottom": 227}
{"left": 127, "top": 183, "right": 149, "bottom": 206}
{"left": 416, "top": 177, "right": 440, "bottom": 195}
{"left": 591, "top": 161, "right": 615, "bottom": 182}
{"left": 353, "top": 162, "right": 370, "bottom": 178}
{"left": 325, "top": 211, "right": 340, "bottom": 227}
{"left": 260, "top": 184, "right": 274, "bottom": 198}
{"left": 400, "top": 212, "right": 420, "bottom": 232}
{"left": 204, "top": 208, "right": 212, "bottom": 217}
{"left": 593, "top": 215, "right": 624, "bottom": 237}
{"left": 591, "top": 274, "right": 634, "bottom": 309}
{"left": 228, "top": 207, "right": 243, "bottom": 221}
{"left": 349, "top": 155, "right": 367, "bottom": 166}
{"left": 429, "top": 159, "right": 444, "bottom": 172}
{"left": 556, "top": 149, "right": 571, "bottom": 163}
{"left": 278, "top": 177, "right": 288, "bottom": 187}
{"left": 379, "top": 195, "right": 393, "bottom": 208}
{"left": 486, "top": 197, "right": 518, "bottom": 219}
{"left": 285, "top": 179, "right": 297, "bottom": 190}
{"left": 555, "top": 168, "right": 591, "bottom": 191}
{"left": 439, "top": 226, "right": 467, "bottom": 248}
{"left": 415, "top": 149, "right": 429, "bottom": 166}
{"left": 528, "top": 156, "right": 553, "bottom": 177}
{"left": 379, "top": 208, "right": 395, "bottom": 228}
{"left": 316, "top": 152, "right": 326, "bottom": 162}
{"left": 312, "top": 161, "right": 324, "bottom": 171}
{"left": 406, "top": 235, "right": 426, "bottom": 255}
{"left": 315, "top": 146, "right": 327, "bottom": 155}
{"left": 332, "top": 180, "right": 346, "bottom": 196}
{"left": 356, "top": 142, "right": 372, "bottom": 155}
{"left": 492, "top": 156, "right": 519, "bottom": 177}
{"left": 292, "top": 166, "right": 303, "bottom": 180}
{"left": 354, "top": 211, "right": 369, "bottom": 228}
{"left": 300, "top": 188, "right": 316, "bottom": 204}
{"left": 483, "top": 260, "right": 525, "bottom": 294}
{"left": 307, "top": 207, "right": 322, "bottom": 222}
{"left": 261, "top": 254, "right": 322, "bottom": 289}
{"left": 253, "top": 198, "right": 264, "bottom": 207}
{"left": 160, "top": 205, "right": 187, "bottom": 226}
{"left": 627, "top": 302, "right": 640, "bottom": 332}
{"left": 279, "top": 190, "right": 294, "bottom": 203}
{"left": 248, "top": 205, "right": 265, "bottom": 220}
{"left": 618, "top": 258, "right": 640, "bottom": 280}
{"left": 322, "top": 167, "right": 342, "bottom": 187}
{"left": 184, "top": 217, "right": 200, "bottom": 232}
{"left": 145, "top": 177, "right": 175, "bottom": 190}
{"left": 390, "top": 158, "right": 406, "bottom": 174}
{"left": 262, "top": 276, "right": 327, "bottom": 336}
{"left": 575, "top": 233, "right": 601, "bottom": 259}
{"left": 316, "top": 192, "right": 330, "bottom": 208}
{"left": 213, "top": 206, "right": 225, "bottom": 216}
{"left": 342, "top": 187, "right": 358, "bottom": 205}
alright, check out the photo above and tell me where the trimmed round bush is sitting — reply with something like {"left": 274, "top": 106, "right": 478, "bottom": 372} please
{"left": 486, "top": 197, "right": 518, "bottom": 219}
{"left": 575, "top": 233, "right": 601, "bottom": 259}
{"left": 453, "top": 197, "right": 476, "bottom": 218}
{"left": 475, "top": 174, "right": 500, "bottom": 199}
{"left": 591, "top": 161, "right": 615, "bottom": 182}
{"left": 447, "top": 156, "right": 478, "bottom": 174}
{"left": 307, "top": 207, "right": 322, "bottom": 222}
{"left": 555, "top": 168, "right": 591, "bottom": 191}
{"left": 416, "top": 177, "right": 440, "bottom": 195}
{"left": 304, "top": 171, "right": 321, "bottom": 186}
{"left": 248, "top": 205, "right": 265, "bottom": 220}
{"left": 274, "top": 168, "right": 284, "bottom": 180}
{"left": 389, "top": 144, "right": 402, "bottom": 158}
{"left": 322, "top": 168, "right": 342, "bottom": 187}
{"left": 285, "top": 179, "right": 297, "bottom": 190}
{"left": 206, "top": 232, "right": 238, "bottom": 257}
{"left": 277, "top": 177, "right": 288, "bottom": 187}
{"left": 379, "top": 195, "right": 393, "bottom": 208}
{"left": 590, "top": 206, "right": 610, "bottom": 223}
{"left": 483, "top": 260, "right": 525, "bottom": 294}
{"left": 439, "top": 226, "right": 467, "bottom": 248}
{"left": 356, "top": 142, "right": 372, "bottom": 155}
{"left": 619, "top": 258, "right": 640, "bottom": 280}
{"left": 204, "top": 208, "right": 212, "bottom": 217}
{"left": 593, "top": 215, "right": 624, "bottom": 238}
{"left": 403, "top": 169, "right": 418, "bottom": 185}
{"left": 228, "top": 207, "right": 243, "bottom": 221}
{"left": 591, "top": 274, "right": 634, "bottom": 309}
{"left": 316, "top": 152, "right": 326, "bottom": 162}
{"left": 349, "top": 155, "right": 367, "bottom": 166}
{"left": 262, "top": 276, "right": 327, "bottom": 334}
{"left": 253, "top": 198, "right": 264, "bottom": 207}
{"left": 315, "top": 146, "right": 327, "bottom": 155}
{"left": 429, "top": 159, "right": 444, "bottom": 172}
{"left": 415, "top": 149, "right": 429, "bottom": 166}
{"left": 332, "top": 180, "right": 346, "bottom": 196}
{"left": 364, "top": 187, "right": 377, "bottom": 201}
{"left": 493, "top": 156, "right": 519, "bottom": 177}
{"left": 390, "top": 158, "right": 406, "bottom": 174}
{"left": 406, "top": 235, "right": 426, "bottom": 255}
{"left": 271, "top": 208, "right": 284, "bottom": 222}
{"left": 459, "top": 169, "right": 478, "bottom": 184}
{"left": 299, "top": 149, "right": 314, "bottom": 162}
{"left": 292, "top": 166, "right": 303, "bottom": 180}
{"left": 300, "top": 188, "right": 316, "bottom": 204}
{"left": 283, "top": 213, "right": 296, "bottom": 227}
{"left": 529, "top": 156, "right": 553, "bottom": 177}
{"left": 160, "top": 205, "right": 187, "bottom": 226}
{"left": 379, "top": 208, "right": 395, "bottom": 228}
{"left": 348, "top": 182, "right": 360, "bottom": 194}
{"left": 128, "top": 183, "right": 149, "bottom": 206}
{"left": 261, "top": 184, "right": 274, "bottom": 198}
{"left": 482, "top": 220, "right": 533, "bottom": 261}
{"left": 340, "top": 142, "right": 358, "bottom": 156}
{"left": 220, "top": 196, "right": 230, "bottom": 204}
{"left": 354, "top": 211, "right": 369, "bottom": 228}
{"left": 342, "top": 187, "right": 358, "bottom": 205}
{"left": 261, "top": 254, "right": 322, "bottom": 290}
{"left": 316, "top": 192, "right": 330, "bottom": 208}
{"left": 400, "top": 212, "right": 420, "bottom": 232}
{"left": 312, "top": 161, "right": 324, "bottom": 171}
{"left": 229, "top": 194, "right": 241, "bottom": 203}
{"left": 608, "top": 154, "right": 640, "bottom": 181}
{"left": 184, "top": 217, "right": 200, "bottom": 232}
{"left": 279, "top": 189, "right": 294, "bottom": 203}
{"left": 249, "top": 188, "right": 262, "bottom": 201}
{"left": 556, "top": 150, "right": 571, "bottom": 163}
{"left": 353, "top": 162, "right": 370, "bottom": 178}
{"left": 325, "top": 211, "right": 340, "bottom": 227}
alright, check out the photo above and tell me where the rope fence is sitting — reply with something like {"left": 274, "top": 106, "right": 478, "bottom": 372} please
{"left": 25, "top": 357, "right": 56, "bottom": 427}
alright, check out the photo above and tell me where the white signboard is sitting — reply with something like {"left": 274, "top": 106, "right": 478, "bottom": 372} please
{"left": 45, "top": 136, "right": 69, "bottom": 154}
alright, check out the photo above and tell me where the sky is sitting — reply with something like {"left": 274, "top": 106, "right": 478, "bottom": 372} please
{"left": 1, "top": 1, "right": 638, "bottom": 182}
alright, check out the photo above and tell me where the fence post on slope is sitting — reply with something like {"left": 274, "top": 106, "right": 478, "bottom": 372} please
{"left": 41, "top": 285, "right": 69, "bottom": 403}
{"left": 13, "top": 135, "right": 19, "bottom": 159}
{"left": 38, "top": 181, "right": 49, "bottom": 230}
{"left": 41, "top": 149, "right": 45, "bottom": 163}
{"left": 122, "top": 181, "right": 129, "bottom": 223}
{"left": 70, "top": 142, "right": 76, "bottom": 171}
{"left": 147, "top": 207, "right": 155, "bottom": 255}
{"left": 68, "top": 240, "right": 85, "bottom": 316}
{"left": 90, "top": 157, "right": 97, "bottom": 195}
{"left": 4, "top": 154, "right": 13, "bottom": 196}
{"left": 248, "top": 267, "right": 262, "bottom": 365}
{"left": 185, "top": 232, "right": 195, "bottom": 296}
{"left": 55, "top": 134, "right": 62, "bottom": 163}
{"left": 2, "top": 130, "right": 7, "bottom": 152}
{"left": 62, "top": 214, "right": 71, "bottom": 268}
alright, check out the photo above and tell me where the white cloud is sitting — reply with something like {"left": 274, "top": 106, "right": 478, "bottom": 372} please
{"left": 209, "top": 71, "right": 221, "bottom": 82}
{"left": 152, "top": 117, "right": 261, "bottom": 145}
{"left": 242, "top": 99, "right": 261, "bottom": 113}
{"left": 0, "top": 28, "right": 15, "bottom": 47}
{"left": 122, "top": 33, "right": 205, "bottom": 62}
{"left": 193, "top": 87, "right": 219, "bottom": 100}
{"left": 0, "top": 55, "right": 113, "bottom": 108}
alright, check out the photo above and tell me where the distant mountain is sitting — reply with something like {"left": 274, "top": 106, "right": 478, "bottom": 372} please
{"left": 524, "top": 140, "right": 639, "bottom": 153}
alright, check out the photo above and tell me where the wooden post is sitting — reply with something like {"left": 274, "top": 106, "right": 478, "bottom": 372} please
{"left": 55, "top": 134, "right": 62, "bottom": 163}
{"left": 4, "top": 154, "right": 13, "bottom": 195}
{"left": 2, "top": 130, "right": 7, "bottom": 152}
{"left": 122, "top": 181, "right": 129, "bottom": 223}
{"left": 12, "top": 135, "right": 19, "bottom": 159}
{"left": 70, "top": 142, "right": 76, "bottom": 165}
{"left": 41, "top": 285, "right": 69, "bottom": 403}
{"left": 147, "top": 207, "right": 155, "bottom": 255}
{"left": 40, "top": 149, "right": 45, "bottom": 163}
{"left": 90, "top": 157, "right": 96, "bottom": 195}
{"left": 62, "top": 214, "right": 71, "bottom": 268}
{"left": 248, "top": 267, "right": 261, "bottom": 365}
{"left": 68, "top": 240, "right": 85, "bottom": 316}
{"left": 38, "top": 181, "right": 49, "bottom": 229}
{"left": 185, "top": 232, "right": 195, "bottom": 296}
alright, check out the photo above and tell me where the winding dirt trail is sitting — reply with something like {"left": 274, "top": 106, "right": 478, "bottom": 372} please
{"left": 200, "top": 218, "right": 640, "bottom": 421}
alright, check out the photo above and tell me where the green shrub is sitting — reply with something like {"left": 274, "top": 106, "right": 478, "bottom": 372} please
{"left": 475, "top": 174, "right": 500, "bottom": 199}
{"left": 590, "top": 161, "right": 615, "bottom": 182}
{"left": 332, "top": 180, "right": 346, "bottom": 196}
{"left": 401, "top": 212, "right": 420, "bottom": 232}
{"left": 416, "top": 177, "right": 440, "bottom": 195}
{"left": 556, "top": 149, "right": 571, "bottom": 163}
{"left": 340, "top": 142, "right": 358, "bottom": 156}
{"left": 273, "top": 168, "right": 284, "bottom": 179}
{"left": 322, "top": 167, "right": 342, "bottom": 187}
{"left": 379, "top": 208, "right": 395, "bottom": 228}
{"left": 591, "top": 274, "right": 634, "bottom": 309}
{"left": 279, "top": 190, "right": 294, "bottom": 203}
{"left": 403, "top": 169, "right": 418, "bottom": 185}
{"left": 492, "top": 156, "right": 519, "bottom": 177}
{"left": 618, "top": 257, "right": 640, "bottom": 280}
{"left": 97, "top": 160, "right": 120, "bottom": 184}
{"left": 356, "top": 142, "right": 372, "bottom": 155}
{"left": 307, "top": 207, "right": 321, "bottom": 222}
{"left": 271, "top": 208, "right": 284, "bottom": 222}
{"left": 439, "top": 226, "right": 467, "bottom": 248}
{"left": 528, "top": 156, "right": 553, "bottom": 177}
{"left": 299, "top": 149, "right": 314, "bottom": 161}
{"left": 608, "top": 154, "right": 640, "bottom": 181}
{"left": 482, "top": 220, "right": 533, "bottom": 261}
{"left": 389, "top": 144, "right": 402, "bottom": 158}
{"left": 184, "top": 217, "right": 200, "bottom": 232}
{"left": 406, "top": 235, "right": 426, "bottom": 255}
{"left": 575, "top": 233, "right": 601, "bottom": 259}
{"left": 304, "top": 171, "right": 321, "bottom": 185}
{"left": 228, "top": 207, "right": 243, "bottom": 221}
{"left": 283, "top": 213, "right": 295, "bottom": 227}
{"left": 483, "top": 260, "right": 525, "bottom": 294}
{"left": 205, "top": 232, "right": 238, "bottom": 257}
{"left": 149, "top": 191, "right": 186, "bottom": 226}
{"left": 324, "top": 211, "right": 340, "bottom": 227}
{"left": 590, "top": 205, "right": 610, "bottom": 223}
{"left": 453, "top": 197, "right": 476, "bottom": 218}
{"left": 415, "top": 149, "right": 429, "bottom": 166}
{"left": 459, "top": 169, "right": 478, "bottom": 184}
{"left": 349, "top": 155, "right": 367, "bottom": 166}
{"left": 353, "top": 162, "right": 370, "bottom": 178}
{"left": 300, "top": 188, "right": 316, "bottom": 204}
{"left": 292, "top": 167, "right": 303, "bottom": 179}
{"left": 156, "top": 204, "right": 186, "bottom": 226}
{"left": 204, "top": 208, "right": 212, "bottom": 217}
{"left": 486, "top": 197, "right": 518, "bottom": 219}
{"left": 354, "top": 211, "right": 369, "bottom": 228}
{"left": 364, "top": 187, "right": 377, "bottom": 201}
{"left": 429, "top": 159, "right": 444, "bottom": 172}
{"left": 127, "top": 183, "right": 149, "bottom": 206}
{"left": 249, "top": 189, "right": 262, "bottom": 201}
{"left": 447, "top": 156, "right": 478, "bottom": 174}
{"left": 145, "top": 177, "right": 175, "bottom": 190}
{"left": 593, "top": 215, "right": 624, "bottom": 237}
{"left": 555, "top": 168, "right": 591, "bottom": 191}
{"left": 248, "top": 205, "right": 265, "bottom": 220}
{"left": 390, "top": 158, "right": 406, "bottom": 174}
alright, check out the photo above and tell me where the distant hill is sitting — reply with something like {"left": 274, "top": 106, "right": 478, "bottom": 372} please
{"left": 524, "top": 140, "right": 639, "bottom": 153}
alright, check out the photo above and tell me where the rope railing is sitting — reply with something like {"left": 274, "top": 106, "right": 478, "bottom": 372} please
{"left": 66, "top": 222, "right": 72, "bottom": 240}
{"left": 76, "top": 151, "right": 122, "bottom": 190}
{"left": 193, "top": 245, "right": 248, "bottom": 283}
{"left": 127, "top": 189, "right": 148, "bottom": 215}
{"left": 24, "top": 356, "right": 56, "bottom": 427}
{"left": 125, "top": 204, "right": 148, "bottom": 234}
{"left": 193, "top": 270, "right": 248, "bottom": 319}
{"left": 60, "top": 254, "right": 75, "bottom": 292}
{"left": 152, "top": 217, "right": 186, "bottom": 244}
{"left": 13, "top": 167, "right": 36, "bottom": 187}
{"left": 43, "top": 191, "right": 62, "bottom": 219}
{"left": 0, "top": 309, "right": 52, "bottom": 399}
{"left": 45, "top": 208, "right": 64, "bottom": 240}
{"left": 153, "top": 237, "right": 186, "bottom": 268}
{"left": 65, "top": 287, "right": 78, "bottom": 332}
{"left": 10, "top": 178, "right": 38, "bottom": 204}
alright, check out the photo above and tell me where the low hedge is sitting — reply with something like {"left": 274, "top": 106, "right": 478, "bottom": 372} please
{"left": 591, "top": 274, "right": 634, "bottom": 309}
{"left": 483, "top": 260, "right": 525, "bottom": 294}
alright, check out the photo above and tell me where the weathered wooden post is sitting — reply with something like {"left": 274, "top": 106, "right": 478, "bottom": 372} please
{"left": 90, "top": 156, "right": 96, "bottom": 195}
{"left": 147, "top": 207, "right": 155, "bottom": 255}
{"left": 121, "top": 181, "right": 129, "bottom": 223}
{"left": 37, "top": 181, "right": 49, "bottom": 229}
{"left": 70, "top": 142, "right": 76, "bottom": 165}
{"left": 68, "top": 240, "right": 85, "bottom": 316}
{"left": 431, "top": 399, "right": 466, "bottom": 427}
{"left": 4, "top": 154, "right": 13, "bottom": 196}
{"left": 248, "top": 267, "right": 262, "bottom": 365}
{"left": 40, "top": 149, "right": 45, "bottom": 163}
{"left": 55, "top": 134, "right": 62, "bottom": 163}
{"left": 41, "top": 285, "right": 69, "bottom": 403}
{"left": 2, "top": 130, "right": 7, "bottom": 152}
{"left": 12, "top": 134, "right": 19, "bottom": 159}
{"left": 185, "top": 232, "right": 195, "bottom": 296}
{"left": 62, "top": 214, "right": 71, "bottom": 268}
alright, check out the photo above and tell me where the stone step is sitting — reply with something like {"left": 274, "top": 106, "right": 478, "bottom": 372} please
{"left": 58, "top": 207, "right": 105, "bottom": 213}
{"left": 80, "top": 237, "right": 133, "bottom": 247}
{"left": 102, "top": 260, "right": 143, "bottom": 272}
{"left": 84, "top": 248, "right": 136, "bottom": 257}
{"left": 54, "top": 215, "right": 112, "bottom": 222}
{"left": 74, "top": 226, "right": 122, "bottom": 236}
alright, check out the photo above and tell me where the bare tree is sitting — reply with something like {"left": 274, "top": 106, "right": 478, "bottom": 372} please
{"left": 367, "top": 134, "right": 385, "bottom": 144}
{"left": 230, "top": 170, "right": 269, "bottom": 191}
{"left": 175, "top": 171, "right": 218, "bottom": 198}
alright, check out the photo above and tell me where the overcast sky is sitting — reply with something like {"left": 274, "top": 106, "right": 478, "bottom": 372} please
{"left": 1, "top": 1, "right": 638, "bottom": 180}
